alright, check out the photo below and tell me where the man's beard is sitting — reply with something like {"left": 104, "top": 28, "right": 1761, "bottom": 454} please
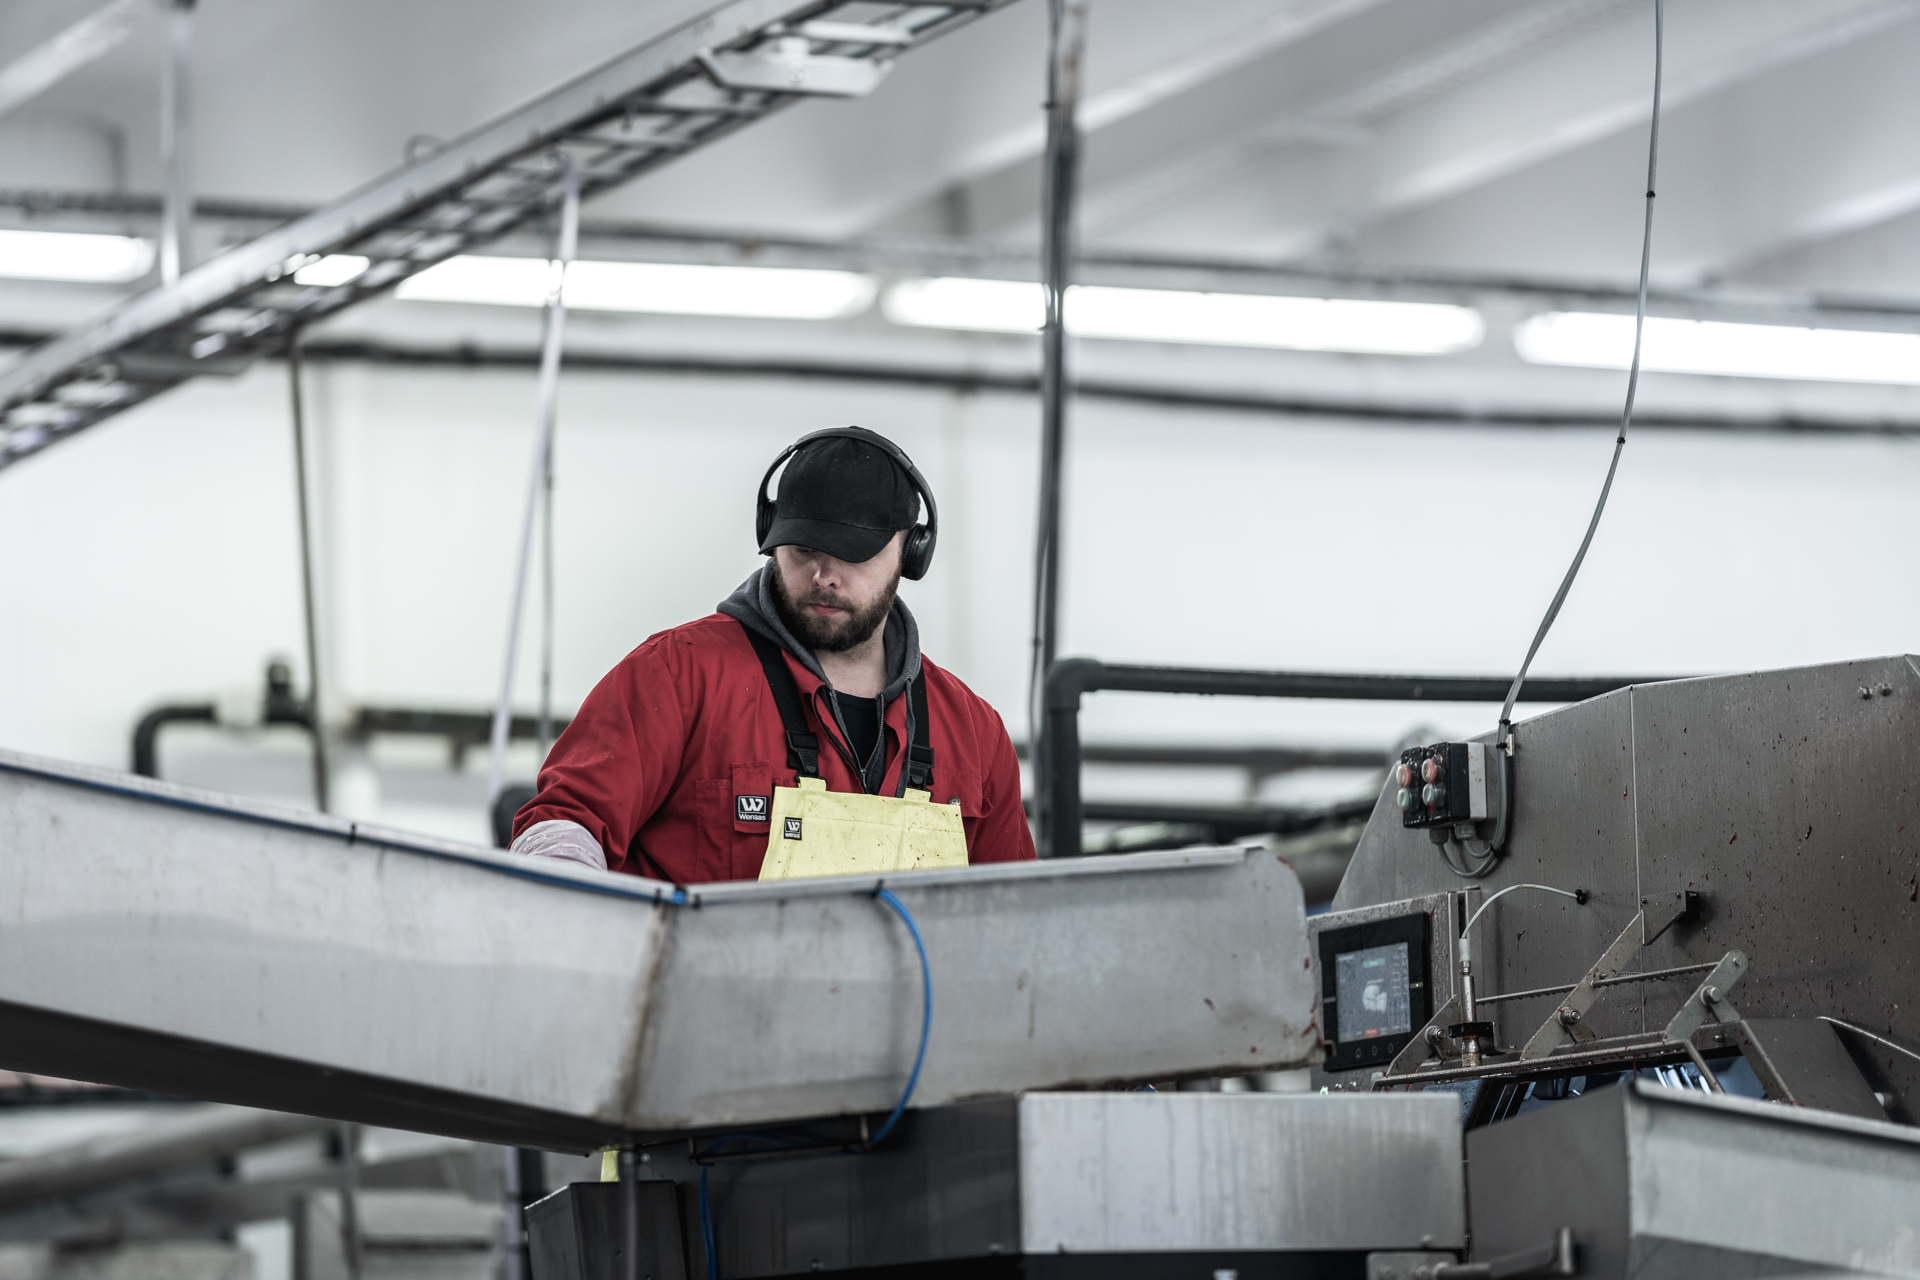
{"left": 772, "top": 566, "right": 901, "bottom": 654}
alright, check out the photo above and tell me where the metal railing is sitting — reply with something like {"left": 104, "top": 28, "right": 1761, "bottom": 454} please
{"left": 1037, "top": 657, "right": 1684, "bottom": 858}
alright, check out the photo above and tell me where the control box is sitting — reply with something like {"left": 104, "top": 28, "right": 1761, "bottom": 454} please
{"left": 1395, "top": 741, "right": 1492, "bottom": 830}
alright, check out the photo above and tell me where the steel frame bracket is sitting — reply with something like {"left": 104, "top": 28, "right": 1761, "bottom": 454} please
{"left": 1520, "top": 911, "right": 1646, "bottom": 1060}
{"left": 1641, "top": 889, "right": 1702, "bottom": 946}
{"left": 1661, "top": 950, "right": 1748, "bottom": 1043}
{"left": 1382, "top": 993, "right": 1462, "bottom": 1079}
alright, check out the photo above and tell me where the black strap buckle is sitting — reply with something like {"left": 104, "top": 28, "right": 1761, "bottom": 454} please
{"left": 787, "top": 730, "right": 820, "bottom": 778}
{"left": 905, "top": 742, "right": 935, "bottom": 790}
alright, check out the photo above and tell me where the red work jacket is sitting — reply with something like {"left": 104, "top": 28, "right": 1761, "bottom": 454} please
{"left": 513, "top": 613, "right": 1036, "bottom": 882}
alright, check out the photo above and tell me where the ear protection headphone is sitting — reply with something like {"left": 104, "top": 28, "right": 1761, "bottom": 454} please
{"left": 755, "top": 426, "right": 939, "bottom": 581}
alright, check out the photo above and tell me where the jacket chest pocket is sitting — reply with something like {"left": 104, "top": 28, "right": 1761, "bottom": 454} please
{"left": 934, "top": 766, "right": 987, "bottom": 818}
{"left": 936, "top": 766, "right": 987, "bottom": 856}
{"left": 729, "top": 762, "right": 774, "bottom": 878}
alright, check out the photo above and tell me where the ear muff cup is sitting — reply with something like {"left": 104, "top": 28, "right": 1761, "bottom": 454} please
{"left": 900, "top": 522, "right": 935, "bottom": 582}
{"left": 756, "top": 427, "right": 940, "bottom": 580}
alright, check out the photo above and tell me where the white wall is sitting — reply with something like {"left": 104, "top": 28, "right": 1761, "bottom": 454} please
{"left": 2, "top": 356, "right": 1916, "bottom": 839}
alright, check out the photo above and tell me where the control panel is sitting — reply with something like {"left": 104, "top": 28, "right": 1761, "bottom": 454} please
{"left": 1395, "top": 741, "right": 1492, "bottom": 830}
{"left": 1316, "top": 911, "right": 1432, "bottom": 1072}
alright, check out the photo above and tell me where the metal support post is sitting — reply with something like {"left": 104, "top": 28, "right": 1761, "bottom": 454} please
{"left": 1030, "top": 0, "right": 1085, "bottom": 857}
{"left": 503, "top": 1147, "right": 545, "bottom": 1280}
{"left": 158, "top": 0, "right": 195, "bottom": 284}
{"left": 336, "top": 1122, "right": 362, "bottom": 1280}
{"left": 289, "top": 1194, "right": 310, "bottom": 1280}
{"left": 618, "top": 1146, "right": 640, "bottom": 1280}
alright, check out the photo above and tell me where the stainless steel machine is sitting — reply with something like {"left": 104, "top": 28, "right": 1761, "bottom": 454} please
{"left": 1309, "top": 653, "right": 1920, "bottom": 1278}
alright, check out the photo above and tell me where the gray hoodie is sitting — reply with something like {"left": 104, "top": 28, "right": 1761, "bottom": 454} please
{"left": 717, "top": 562, "right": 922, "bottom": 795}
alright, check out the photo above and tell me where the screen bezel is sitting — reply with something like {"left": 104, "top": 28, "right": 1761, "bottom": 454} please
{"left": 1318, "top": 911, "right": 1432, "bottom": 1073}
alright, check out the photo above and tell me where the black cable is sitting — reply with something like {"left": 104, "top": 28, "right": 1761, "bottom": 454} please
{"left": 1488, "top": 0, "right": 1664, "bottom": 854}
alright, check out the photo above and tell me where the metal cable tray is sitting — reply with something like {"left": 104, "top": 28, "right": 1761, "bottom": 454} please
{"left": 0, "top": 0, "right": 1014, "bottom": 473}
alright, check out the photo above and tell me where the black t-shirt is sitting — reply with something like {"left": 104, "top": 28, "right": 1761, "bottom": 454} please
{"left": 836, "top": 695, "right": 883, "bottom": 786}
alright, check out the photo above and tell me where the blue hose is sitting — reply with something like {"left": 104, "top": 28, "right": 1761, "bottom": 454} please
{"left": 697, "top": 887, "right": 932, "bottom": 1279}
{"left": 867, "top": 887, "right": 931, "bottom": 1146}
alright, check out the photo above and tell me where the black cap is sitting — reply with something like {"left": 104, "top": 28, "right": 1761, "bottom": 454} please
{"left": 759, "top": 434, "right": 918, "bottom": 564}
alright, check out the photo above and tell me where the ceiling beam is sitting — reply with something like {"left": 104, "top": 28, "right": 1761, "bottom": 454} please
{"left": 0, "top": 0, "right": 140, "bottom": 121}
{"left": 1058, "top": 0, "right": 1920, "bottom": 263}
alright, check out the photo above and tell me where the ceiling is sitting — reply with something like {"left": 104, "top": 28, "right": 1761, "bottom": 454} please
{"left": 4, "top": 0, "right": 1920, "bottom": 287}
{"left": 6, "top": 0, "right": 1920, "bottom": 434}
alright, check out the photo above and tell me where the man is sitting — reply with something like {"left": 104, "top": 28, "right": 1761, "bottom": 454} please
{"left": 510, "top": 426, "right": 1035, "bottom": 880}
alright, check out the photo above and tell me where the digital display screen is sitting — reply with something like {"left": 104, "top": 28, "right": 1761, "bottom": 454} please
{"left": 1335, "top": 942, "right": 1412, "bottom": 1043}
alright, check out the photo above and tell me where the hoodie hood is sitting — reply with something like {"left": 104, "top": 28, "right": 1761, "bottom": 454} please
{"left": 717, "top": 562, "right": 921, "bottom": 701}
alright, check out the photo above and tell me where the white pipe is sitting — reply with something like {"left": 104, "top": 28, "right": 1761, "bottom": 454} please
{"left": 158, "top": 0, "right": 195, "bottom": 284}
{"left": 486, "top": 157, "right": 580, "bottom": 811}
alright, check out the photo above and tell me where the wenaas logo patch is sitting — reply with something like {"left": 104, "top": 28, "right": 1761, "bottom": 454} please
{"left": 736, "top": 794, "right": 769, "bottom": 822}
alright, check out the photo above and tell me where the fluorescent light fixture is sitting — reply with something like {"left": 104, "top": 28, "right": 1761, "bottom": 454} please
{"left": 0, "top": 228, "right": 153, "bottom": 283}
{"left": 292, "top": 254, "right": 370, "bottom": 287}
{"left": 1515, "top": 311, "right": 1920, "bottom": 385}
{"left": 884, "top": 277, "right": 1483, "bottom": 355}
{"left": 884, "top": 277, "right": 1043, "bottom": 332}
{"left": 396, "top": 255, "right": 877, "bottom": 320}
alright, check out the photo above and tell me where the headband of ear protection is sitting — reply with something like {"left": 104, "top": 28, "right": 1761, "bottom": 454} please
{"left": 755, "top": 426, "right": 939, "bottom": 581}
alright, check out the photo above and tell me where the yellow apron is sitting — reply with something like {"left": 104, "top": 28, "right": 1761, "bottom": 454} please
{"left": 758, "top": 776, "right": 969, "bottom": 880}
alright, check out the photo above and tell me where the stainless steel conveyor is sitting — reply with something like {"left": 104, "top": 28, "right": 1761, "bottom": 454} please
{"left": 0, "top": 749, "right": 1317, "bottom": 1151}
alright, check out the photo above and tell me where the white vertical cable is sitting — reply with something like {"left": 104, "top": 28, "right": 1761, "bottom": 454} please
{"left": 486, "top": 156, "right": 579, "bottom": 810}
{"left": 1495, "top": 0, "right": 1664, "bottom": 756}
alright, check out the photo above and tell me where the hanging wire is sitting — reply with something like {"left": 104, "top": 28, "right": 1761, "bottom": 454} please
{"left": 286, "top": 329, "right": 330, "bottom": 813}
{"left": 486, "top": 154, "right": 579, "bottom": 810}
{"left": 1486, "top": 0, "right": 1665, "bottom": 855}
{"left": 538, "top": 366, "right": 557, "bottom": 761}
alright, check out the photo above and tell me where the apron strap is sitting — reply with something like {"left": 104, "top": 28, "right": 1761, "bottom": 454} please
{"left": 906, "top": 669, "right": 934, "bottom": 792}
{"left": 741, "top": 624, "right": 821, "bottom": 777}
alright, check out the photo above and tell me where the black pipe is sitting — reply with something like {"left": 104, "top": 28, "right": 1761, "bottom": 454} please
{"left": 131, "top": 704, "right": 216, "bottom": 777}
{"left": 133, "top": 696, "right": 571, "bottom": 788}
{"left": 1039, "top": 659, "right": 1685, "bottom": 858}
{"left": 132, "top": 663, "right": 318, "bottom": 788}
{"left": 1066, "top": 796, "right": 1377, "bottom": 844}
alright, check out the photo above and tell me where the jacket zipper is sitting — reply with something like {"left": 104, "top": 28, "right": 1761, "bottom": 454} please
{"left": 812, "top": 686, "right": 888, "bottom": 795}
